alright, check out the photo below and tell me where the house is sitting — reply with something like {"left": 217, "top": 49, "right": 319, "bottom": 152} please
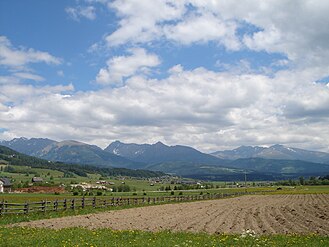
{"left": 32, "top": 177, "right": 43, "bottom": 183}
{"left": 0, "top": 178, "right": 12, "bottom": 193}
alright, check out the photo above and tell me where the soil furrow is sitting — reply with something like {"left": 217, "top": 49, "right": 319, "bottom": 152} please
{"left": 12, "top": 194, "right": 329, "bottom": 235}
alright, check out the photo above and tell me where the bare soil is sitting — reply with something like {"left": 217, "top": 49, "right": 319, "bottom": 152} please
{"left": 14, "top": 186, "right": 65, "bottom": 193}
{"left": 14, "top": 194, "right": 329, "bottom": 235}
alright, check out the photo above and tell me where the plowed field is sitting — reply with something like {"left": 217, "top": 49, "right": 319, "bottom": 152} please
{"left": 14, "top": 194, "right": 329, "bottom": 235}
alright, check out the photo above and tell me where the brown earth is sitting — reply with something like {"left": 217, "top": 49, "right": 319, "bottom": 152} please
{"left": 14, "top": 186, "right": 65, "bottom": 193}
{"left": 14, "top": 194, "right": 329, "bottom": 235}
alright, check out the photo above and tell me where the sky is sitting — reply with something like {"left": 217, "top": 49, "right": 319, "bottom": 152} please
{"left": 1, "top": 0, "right": 329, "bottom": 153}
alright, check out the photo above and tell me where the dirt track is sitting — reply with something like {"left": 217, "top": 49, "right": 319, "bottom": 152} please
{"left": 14, "top": 194, "right": 329, "bottom": 235}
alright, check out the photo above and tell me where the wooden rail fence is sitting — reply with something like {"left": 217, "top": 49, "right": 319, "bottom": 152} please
{"left": 0, "top": 191, "right": 272, "bottom": 216}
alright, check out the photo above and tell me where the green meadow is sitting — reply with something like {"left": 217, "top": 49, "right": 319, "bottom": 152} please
{"left": 0, "top": 227, "right": 328, "bottom": 247}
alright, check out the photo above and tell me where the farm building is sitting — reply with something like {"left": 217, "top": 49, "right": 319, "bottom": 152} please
{"left": 32, "top": 177, "right": 43, "bottom": 183}
{"left": 0, "top": 178, "right": 12, "bottom": 193}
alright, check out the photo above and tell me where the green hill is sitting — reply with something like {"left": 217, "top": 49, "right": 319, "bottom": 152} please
{"left": 0, "top": 145, "right": 165, "bottom": 178}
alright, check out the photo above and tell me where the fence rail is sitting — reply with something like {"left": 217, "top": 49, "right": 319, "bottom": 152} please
{"left": 0, "top": 190, "right": 273, "bottom": 216}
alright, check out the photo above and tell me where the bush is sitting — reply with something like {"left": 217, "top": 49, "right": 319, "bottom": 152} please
{"left": 72, "top": 191, "right": 79, "bottom": 196}
{"left": 178, "top": 191, "right": 183, "bottom": 195}
{"left": 117, "top": 184, "right": 131, "bottom": 192}
{"left": 96, "top": 191, "right": 103, "bottom": 196}
{"left": 170, "top": 191, "right": 174, "bottom": 195}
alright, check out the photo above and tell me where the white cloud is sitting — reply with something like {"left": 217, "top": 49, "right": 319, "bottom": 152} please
{"left": 106, "top": 0, "right": 187, "bottom": 46}
{"left": 0, "top": 83, "right": 74, "bottom": 103}
{"left": 2, "top": 64, "right": 329, "bottom": 152}
{"left": 2, "top": 1, "right": 329, "bottom": 153}
{"left": 13, "top": 72, "right": 45, "bottom": 82}
{"left": 203, "top": 0, "right": 329, "bottom": 78}
{"left": 96, "top": 48, "right": 160, "bottom": 85}
{"left": 104, "top": 1, "right": 329, "bottom": 77}
{"left": 163, "top": 12, "right": 240, "bottom": 50}
{"left": 0, "top": 36, "right": 61, "bottom": 69}
{"left": 0, "top": 75, "right": 20, "bottom": 85}
{"left": 65, "top": 6, "right": 96, "bottom": 21}
{"left": 57, "top": 70, "right": 64, "bottom": 77}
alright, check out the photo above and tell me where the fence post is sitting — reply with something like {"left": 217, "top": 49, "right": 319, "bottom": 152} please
{"left": 64, "top": 199, "right": 67, "bottom": 210}
{"left": 24, "top": 202, "right": 29, "bottom": 214}
{"left": 4, "top": 201, "right": 8, "bottom": 213}
{"left": 92, "top": 197, "right": 96, "bottom": 208}
{"left": 82, "top": 197, "right": 85, "bottom": 209}
{"left": 0, "top": 200, "right": 3, "bottom": 216}
{"left": 71, "top": 199, "right": 75, "bottom": 210}
{"left": 41, "top": 200, "right": 46, "bottom": 213}
{"left": 111, "top": 197, "right": 114, "bottom": 206}
{"left": 54, "top": 200, "right": 58, "bottom": 211}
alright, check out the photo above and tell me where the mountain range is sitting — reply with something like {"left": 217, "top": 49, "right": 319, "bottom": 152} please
{"left": 1, "top": 137, "right": 329, "bottom": 180}
{"left": 0, "top": 145, "right": 165, "bottom": 178}
{"left": 105, "top": 140, "right": 223, "bottom": 165}
{"left": 211, "top": 144, "right": 329, "bottom": 164}
{"left": 0, "top": 138, "right": 142, "bottom": 169}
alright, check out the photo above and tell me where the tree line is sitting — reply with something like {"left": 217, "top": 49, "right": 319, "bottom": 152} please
{"left": 275, "top": 175, "right": 329, "bottom": 186}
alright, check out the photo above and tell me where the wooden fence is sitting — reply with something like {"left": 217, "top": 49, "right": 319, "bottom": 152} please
{"left": 0, "top": 191, "right": 271, "bottom": 216}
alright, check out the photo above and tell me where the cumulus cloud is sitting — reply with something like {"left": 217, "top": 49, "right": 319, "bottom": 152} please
{"left": 0, "top": 36, "right": 61, "bottom": 69}
{"left": 96, "top": 48, "right": 160, "bottom": 85}
{"left": 104, "top": 0, "right": 241, "bottom": 49}
{"left": 163, "top": 12, "right": 240, "bottom": 50}
{"left": 103, "top": 1, "right": 329, "bottom": 75}
{"left": 65, "top": 6, "right": 97, "bottom": 21}
{"left": 188, "top": 0, "right": 329, "bottom": 78}
{"left": 2, "top": 1, "right": 329, "bottom": 153}
{"left": 2, "top": 64, "right": 329, "bottom": 152}
{"left": 106, "top": 0, "right": 186, "bottom": 46}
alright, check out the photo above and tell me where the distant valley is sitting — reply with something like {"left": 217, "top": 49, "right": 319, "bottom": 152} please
{"left": 1, "top": 137, "right": 329, "bottom": 181}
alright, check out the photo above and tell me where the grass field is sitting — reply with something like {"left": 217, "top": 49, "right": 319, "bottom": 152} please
{"left": 0, "top": 227, "right": 328, "bottom": 247}
{"left": 1, "top": 185, "right": 328, "bottom": 203}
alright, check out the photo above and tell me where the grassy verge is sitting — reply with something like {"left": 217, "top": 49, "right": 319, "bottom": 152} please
{"left": 0, "top": 227, "right": 328, "bottom": 247}
{"left": 2, "top": 185, "right": 329, "bottom": 203}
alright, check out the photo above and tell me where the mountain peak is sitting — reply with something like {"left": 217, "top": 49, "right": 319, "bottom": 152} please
{"left": 270, "top": 144, "right": 284, "bottom": 148}
{"left": 57, "top": 140, "right": 87, "bottom": 147}
{"left": 236, "top": 145, "right": 254, "bottom": 151}
{"left": 12, "top": 137, "right": 28, "bottom": 142}
{"left": 154, "top": 141, "right": 166, "bottom": 147}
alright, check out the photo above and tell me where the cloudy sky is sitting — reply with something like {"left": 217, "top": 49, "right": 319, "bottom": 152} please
{"left": 1, "top": 0, "right": 329, "bottom": 152}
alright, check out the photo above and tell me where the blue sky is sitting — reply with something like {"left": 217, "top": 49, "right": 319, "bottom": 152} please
{"left": 1, "top": 0, "right": 329, "bottom": 152}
